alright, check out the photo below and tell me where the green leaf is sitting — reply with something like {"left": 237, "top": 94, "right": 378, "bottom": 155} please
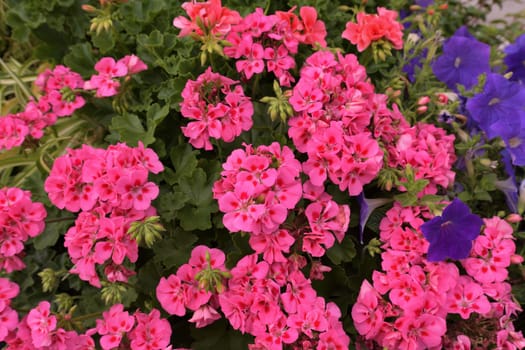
{"left": 92, "top": 30, "right": 116, "bottom": 53}
{"left": 121, "top": 285, "right": 138, "bottom": 307}
{"left": 109, "top": 113, "right": 155, "bottom": 146}
{"left": 32, "top": 222, "right": 63, "bottom": 250}
{"left": 170, "top": 144, "right": 199, "bottom": 182}
{"left": 179, "top": 168, "right": 213, "bottom": 206}
{"left": 394, "top": 192, "right": 418, "bottom": 207}
{"left": 137, "top": 29, "right": 164, "bottom": 48}
{"left": 57, "top": 0, "right": 75, "bottom": 6}
{"left": 146, "top": 103, "right": 170, "bottom": 128}
{"left": 191, "top": 320, "right": 227, "bottom": 349}
{"left": 63, "top": 43, "right": 96, "bottom": 77}
{"left": 365, "top": 204, "right": 391, "bottom": 234}
{"left": 326, "top": 236, "right": 357, "bottom": 265}
{"left": 157, "top": 190, "right": 190, "bottom": 221}
{"left": 32, "top": 230, "right": 60, "bottom": 250}
{"left": 153, "top": 233, "right": 198, "bottom": 270}
{"left": 136, "top": 260, "right": 162, "bottom": 295}
{"left": 226, "top": 233, "right": 251, "bottom": 268}
{"left": 178, "top": 204, "right": 217, "bottom": 231}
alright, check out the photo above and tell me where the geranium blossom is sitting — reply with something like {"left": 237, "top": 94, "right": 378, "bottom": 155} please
{"left": 342, "top": 7, "right": 403, "bottom": 51}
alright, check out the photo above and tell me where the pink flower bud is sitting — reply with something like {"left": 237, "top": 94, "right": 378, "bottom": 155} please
{"left": 417, "top": 96, "right": 430, "bottom": 105}
{"left": 416, "top": 105, "right": 428, "bottom": 114}
{"left": 505, "top": 213, "right": 522, "bottom": 223}
{"left": 437, "top": 93, "right": 449, "bottom": 104}
{"left": 511, "top": 254, "right": 524, "bottom": 264}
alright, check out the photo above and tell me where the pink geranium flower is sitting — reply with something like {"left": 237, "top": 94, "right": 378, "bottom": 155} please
{"left": 173, "top": 0, "right": 241, "bottom": 38}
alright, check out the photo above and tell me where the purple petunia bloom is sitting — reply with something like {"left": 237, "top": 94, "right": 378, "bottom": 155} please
{"left": 501, "top": 122, "right": 525, "bottom": 166}
{"left": 466, "top": 73, "right": 525, "bottom": 140}
{"left": 403, "top": 48, "right": 428, "bottom": 82}
{"left": 432, "top": 27, "right": 490, "bottom": 91}
{"left": 496, "top": 149, "right": 519, "bottom": 213}
{"left": 504, "top": 33, "right": 525, "bottom": 83}
{"left": 420, "top": 198, "right": 483, "bottom": 262}
{"left": 358, "top": 193, "right": 391, "bottom": 244}
{"left": 415, "top": 0, "right": 434, "bottom": 7}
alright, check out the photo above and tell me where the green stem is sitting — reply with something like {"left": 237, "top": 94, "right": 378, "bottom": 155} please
{"left": 251, "top": 74, "right": 261, "bottom": 98}
{"left": 264, "top": 0, "right": 271, "bottom": 15}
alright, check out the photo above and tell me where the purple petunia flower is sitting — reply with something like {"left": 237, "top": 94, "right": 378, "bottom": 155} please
{"left": 504, "top": 33, "right": 525, "bottom": 83}
{"left": 432, "top": 27, "right": 490, "bottom": 91}
{"left": 358, "top": 193, "right": 391, "bottom": 244}
{"left": 496, "top": 149, "right": 519, "bottom": 213}
{"left": 415, "top": 0, "right": 434, "bottom": 7}
{"left": 466, "top": 73, "right": 525, "bottom": 140}
{"left": 403, "top": 48, "right": 428, "bottom": 82}
{"left": 501, "top": 123, "right": 525, "bottom": 166}
{"left": 420, "top": 198, "right": 483, "bottom": 262}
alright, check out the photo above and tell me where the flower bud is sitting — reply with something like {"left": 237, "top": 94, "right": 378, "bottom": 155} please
{"left": 511, "top": 254, "right": 524, "bottom": 264}
{"left": 406, "top": 33, "right": 421, "bottom": 45}
{"left": 127, "top": 216, "right": 165, "bottom": 248}
{"left": 81, "top": 4, "right": 97, "bottom": 13}
{"left": 417, "top": 96, "right": 430, "bottom": 105}
{"left": 100, "top": 282, "right": 126, "bottom": 305}
{"left": 39, "top": 268, "right": 59, "bottom": 292}
{"left": 505, "top": 213, "right": 522, "bottom": 223}
{"left": 417, "top": 105, "right": 428, "bottom": 114}
{"left": 55, "top": 293, "right": 75, "bottom": 313}
{"left": 436, "top": 93, "right": 449, "bottom": 104}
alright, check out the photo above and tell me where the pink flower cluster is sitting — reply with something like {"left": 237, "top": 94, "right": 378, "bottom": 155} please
{"left": 156, "top": 245, "right": 350, "bottom": 349}
{"left": 0, "top": 55, "right": 146, "bottom": 151}
{"left": 0, "top": 278, "right": 19, "bottom": 342}
{"left": 84, "top": 55, "right": 147, "bottom": 97}
{"left": 0, "top": 65, "right": 84, "bottom": 150}
{"left": 93, "top": 304, "right": 171, "bottom": 350}
{"left": 5, "top": 301, "right": 95, "bottom": 349}
{"left": 213, "top": 142, "right": 302, "bottom": 235}
{"left": 341, "top": 7, "right": 404, "bottom": 52}
{"left": 156, "top": 245, "right": 228, "bottom": 327}
{"left": 299, "top": 181, "right": 351, "bottom": 257}
{"left": 223, "top": 6, "right": 327, "bottom": 85}
{"left": 5, "top": 301, "right": 171, "bottom": 350}
{"left": 388, "top": 122, "right": 456, "bottom": 195}
{"left": 351, "top": 203, "right": 525, "bottom": 350}
{"left": 173, "top": 0, "right": 242, "bottom": 39}
{"left": 288, "top": 51, "right": 384, "bottom": 196}
{"left": 223, "top": 254, "right": 350, "bottom": 350}
{"left": 213, "top": 142, "right": 351, "bottom": 259}
{"left": 44, "top": 142, "right": 163, "bottom": 286}
{"left": 0, "top": 187, "right": 46, "bottom": 272}
{"left": 180, "top": 67, "right": 253, "bottom": 150}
